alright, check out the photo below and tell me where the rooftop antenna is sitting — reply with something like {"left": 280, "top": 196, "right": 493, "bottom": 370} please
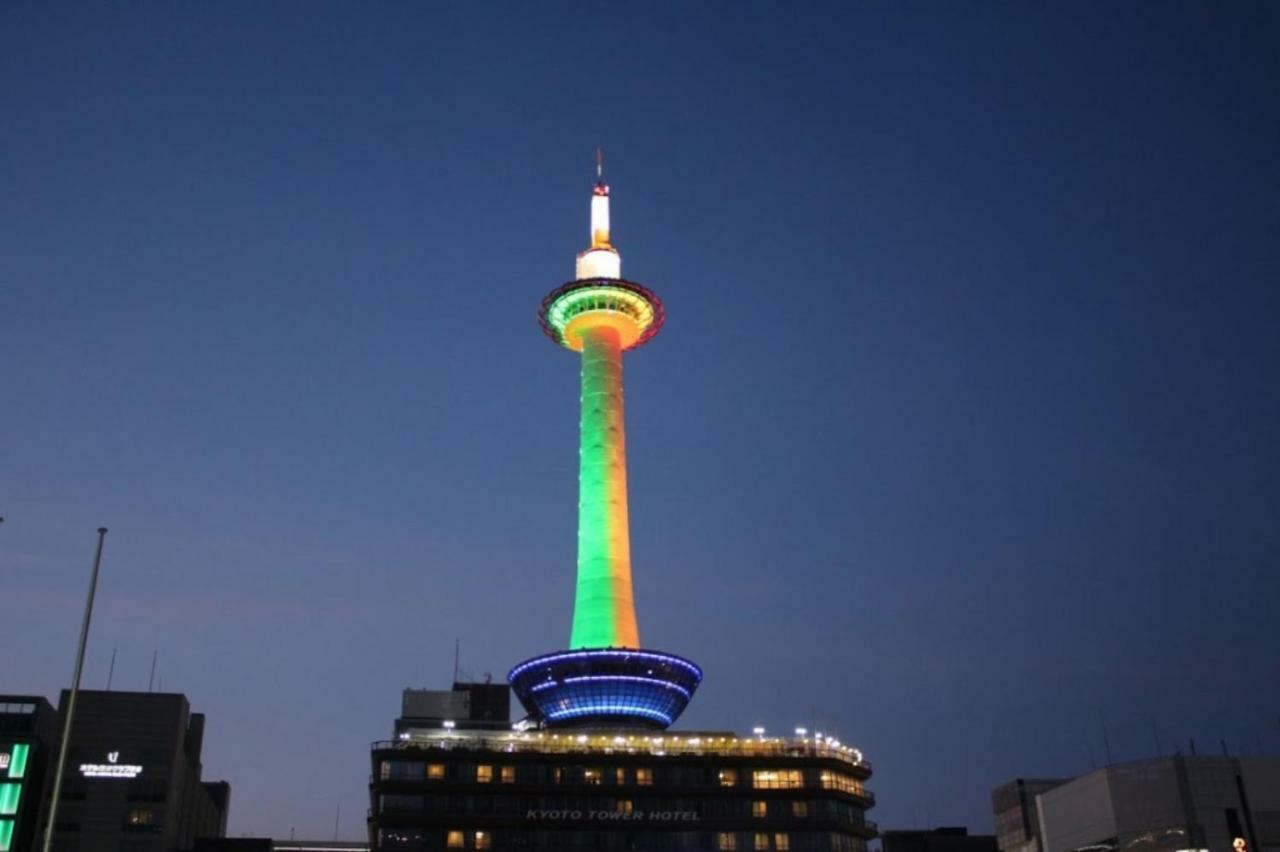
{"left": 334, "top": 802, "right": 341, "bottom": 841}
{"left": 40, "top": 527, "right": 109, "bottom": 852}
{"left": 106, "top": 648, "right": 117, "bottom": 690}
{"left": 596, "top": 146, "right": 604, "bottom": 180}
{"left": 1100, "top": 711, "right": 1114, "bottom": 765}
{"left": 148, "top": 650, "right": 158, "bottom": 692}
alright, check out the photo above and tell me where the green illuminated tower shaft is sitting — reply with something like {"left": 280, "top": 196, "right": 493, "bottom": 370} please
{"left": 572, "top": 324, "right": 639, "bottom": 649}
{"left": 513, "top": 155, "right": 700, "bottom": 730}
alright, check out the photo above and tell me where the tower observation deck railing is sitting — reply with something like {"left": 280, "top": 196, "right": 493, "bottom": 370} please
{"left": 373, "top": 731, "right": 870, "bottom": 774}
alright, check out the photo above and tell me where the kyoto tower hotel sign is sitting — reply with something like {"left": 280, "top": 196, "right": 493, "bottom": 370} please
{"left": 509, "top": 156, "right": 702, "bottom": 728}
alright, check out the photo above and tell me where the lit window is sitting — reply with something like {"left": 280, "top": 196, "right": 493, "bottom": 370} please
{"left": 752, "top": 801, "right": 767, "bottom": 818}
{"left": 755, "top": 833, "right": 770, "bottom": 851}
{"left": 552, "top": 767, "right": 563, "bottom": 784}
{"left": 752, "top": 770, "right": 802, "bottom": 789}
{"left": 775, "top": 834, "right": 790, "bottom": 851}
{"left": 636, "top": 768, "right": 653, "bottom": 786}
{"left": 615, "top": 767, "right": 626, "bottom": 785}
{"left": 447, "top": 830, "right": 465, "bottom": 849}
{"left": 500, "top": 765, "right": 515, "bottom": 784}
{"left": 475, "top": 831, "right": 491, "bottom": 850}
{"left": 427, "top": 764, "right": 445, "bottom": 780}
{"left": 616, "top": 799, "right": 633, "bottom": 814}
{"left": 718, "top": 833, "right": 737, "bottom": 851}
{"left": 791, "top": 802, "right": 808, "bottom": 818}
{"left": 720, "top": 769, "right": 738, "bottom": 787}
{"left": 818, "top": 771, "right": 862, "bottom": 795}
{"left": 476, "top": 765, "right": 493, "bottom": 783}
{"left": 126, "top": 809, "right": 154, "bottom": 826}
{"left": 584, "top": 768, "right": 602, "bottom": 785}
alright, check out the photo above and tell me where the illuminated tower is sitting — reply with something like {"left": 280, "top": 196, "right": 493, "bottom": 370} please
{"left": 509, "top": 155, "right": 702, "bottom": 729}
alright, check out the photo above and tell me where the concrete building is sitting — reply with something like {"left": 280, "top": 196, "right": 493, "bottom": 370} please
{"left": 991, "top": 779, "right": 1067, "bottom": 852}
{"left": 994, "top": 756, "right": 1280, "bottom": 852}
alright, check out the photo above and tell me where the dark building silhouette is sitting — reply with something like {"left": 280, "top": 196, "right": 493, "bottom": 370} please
{"left": 880, "top": 828, "right": 998, "bottom": 852}
{"left": 27, "top": 690, "right": 231, "bottom": 851}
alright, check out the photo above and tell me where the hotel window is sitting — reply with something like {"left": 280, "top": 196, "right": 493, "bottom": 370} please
{"left": 584, "top": 768, "right": 603, "bottom": 785}
{"left": 476, "top": 765, "right": 493, "bottom": 783}
{"left": 818, "top": 771, "right": 862, "bottom": 796}
{"left": 427, "top": 764, "right": 445, "bottom": 780}
{"left": 752, "top": 770, "right": 802, "bottom": 789}
{"left": 775, "top": 833, "right": 790, "bottom": 851}
{"left": 791, "top": 802, "right": 808, "bottom": 818}
{"left": 552, "top": 767, "right": 563, "bottom": 784}
{"left": 636, "top": 768, "right": 653, "bottom": 786}
{"left": 752, "top": 801, "right": 767, "bottom": 818}
{"left": 615, "top": 767, "right": 626, "bottom": 785}
{"left": 754, "top": 833, "right": 770, "bottom": 851}
{"left": 500, "top": 765, "right": 515, "bottom": 784}
{"left": 447, "top": 831, "right": 465, "bottom": 849}
{"left": 616, "top": 799, "right": 633, "bottom": 814}
{"left": 719, "top": 769, "right": 738, "bottom": 787}
{"left": 126, "top": 809, "right": 155, "bottom": 826}
{"left": 475, "top": 831, "right": 491, "bottom": 850}
{"left": 718, "top": 833, "right": 737, "bottom": 851}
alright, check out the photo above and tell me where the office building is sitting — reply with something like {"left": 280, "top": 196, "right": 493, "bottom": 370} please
{"left": 366, "top": 163, "right": 876, "bottom": 851}
{"left": 880, "top": 827, "right": 998, "bottom": 852}
{"left": 1, "top": 696, "right": 59, "bottom": 852}
{"left": 994, "top": 756, "right": 1280, "bottom": 852}
{"left": 40, "top": 689, "right": 230, "bottom": 851}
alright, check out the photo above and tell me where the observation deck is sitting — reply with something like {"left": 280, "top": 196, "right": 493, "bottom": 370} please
{"left": 509, "top": 649, "right": 702, "bottom": 729}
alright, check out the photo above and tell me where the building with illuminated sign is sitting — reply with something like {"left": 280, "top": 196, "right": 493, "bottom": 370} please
{"left": 38, "top": 689, "right": 230, "bottom": 852}
{"left": 992, "top": 756, "right": 1280, "bottom": 852}
{"left": 366, "top": 162, "right": 876, "bottom": 851}
{"left": 0, "top": 695, "right": 58, "bottom": 852}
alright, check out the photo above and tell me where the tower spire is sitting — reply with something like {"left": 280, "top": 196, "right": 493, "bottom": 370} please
{"left": 589, "top": 148, "right": 612, "bottom": 253}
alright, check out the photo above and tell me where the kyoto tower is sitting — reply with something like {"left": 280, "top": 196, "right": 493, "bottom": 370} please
{"left": 508, "top": 154, "right": 702, "bottom": 729}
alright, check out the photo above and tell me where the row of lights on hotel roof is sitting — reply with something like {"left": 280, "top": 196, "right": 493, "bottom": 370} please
{"left": 406, "top": 722, "right": 862, "bottom": 762}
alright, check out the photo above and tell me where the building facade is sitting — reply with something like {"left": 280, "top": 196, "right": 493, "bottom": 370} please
{"left": 1, "top": 696, "right": 59, "bottom": 852}
{"left": 36, "top": 690, "right": 230, "bottom": 852}
{"left": 991, "top": 779, "right": 1066, "bottom": 852}
{"left": 369, "top": 725, "right": 874, "bottom": 852}
{"left": 994, "top": 756, "right": 1280, "bottom": 852}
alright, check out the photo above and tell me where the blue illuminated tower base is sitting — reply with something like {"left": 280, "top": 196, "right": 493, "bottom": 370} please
{"left": 508, "top": 648, "right": 702, "bottom": 729}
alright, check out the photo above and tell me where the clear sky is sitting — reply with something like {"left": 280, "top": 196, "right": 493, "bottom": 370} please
{"left": 3, "top": 1, "right": 1278, "bottom": 839}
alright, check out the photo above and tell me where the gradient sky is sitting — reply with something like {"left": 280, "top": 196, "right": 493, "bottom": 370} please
{"left": 3, "top": 2, "right": 1278, "bottom": 840}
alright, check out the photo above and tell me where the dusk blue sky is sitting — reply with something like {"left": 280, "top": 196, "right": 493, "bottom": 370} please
{"left": 3, "top": 2, "right": 1278, "bottom": 839}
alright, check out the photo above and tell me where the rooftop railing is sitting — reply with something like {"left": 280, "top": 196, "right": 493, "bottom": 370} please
{"left": 372, "top": 730, "right": 870, "bottom": 772}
